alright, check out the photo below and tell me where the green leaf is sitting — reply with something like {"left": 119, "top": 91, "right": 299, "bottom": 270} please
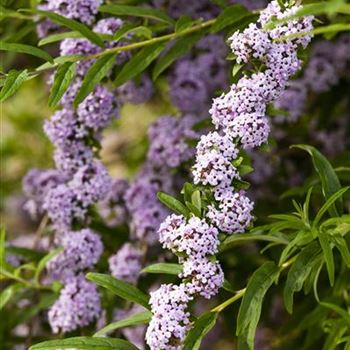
{"left": 191, "top": 190, "right": 202, "bottom": 213}
{"left": 292, "top": 145, "right": 342, "bottom": 217}
{"left": 99, "top": 4, "right": 175, "bottom": 24}
{"left": 219, "top": 233, "right": 288, "bottom": 252}
{"left": 0, "top": 69, "right": 28, "bottom": 102}
{"left": 175, "top": 15, "right": 193, "bottom": 33}
{"left": 320, "top": 302, "right": 350, "bottom": 326}
{"left": 22, "top": 9, "right": 104, "bottom": 47}
{"left": 152, "top": 34, "right": 202, "bottom": 80}
{"left": 314, "top": 187, "right": 350, "bottom": 226}
{"left": 48, "top": 62, "right": 76, "bottom": 107}
{"left": 211, "top": 4, "right": 250, "bottom": 33}
{"left": 0, "top": 42, "right": 53, "bottom": 62}
{"left": 0, "top": 228, "right": 6, "bottom": 267}
{"left": 86, "top": 273, "right": 150, "bottom": 310}
{"left": 29, "top": 337, "right": 139, "bottom": 350}
{"left": 283, "top": 241, "right": 322, "bottom": 314}
{"left": 0, "top": 285, "right": 16, "bottom": 309}
{"left": 330, "top": 234, "right": 350, "bottom": 267}
{"left": 74, "top": 54, "right": 116, "bottom": 107}
{"left": 157, "top": 192, "right": 190, "bottom": 217}
{"left": 183, "top": 312, "right": 218, "bottom": 350}
{"left": 115, "top": 43, "right": 165, "bottom": 86}
{"left": 318, "top": 230, "right": 334, "bottom": 286}
{"left": 38, "top": 31, "right": 83, "bottom": 46}
{"left": 142, "top": 263, "right": 182, "bottom": 275}
{"left": 94, "top": 311, "right": 152, "bottom": 337}
{"left": 35, "top": 248, "right": 64, "bottom": 283}
{"left": 237, "top": 262, "right": 280, "bottom": 350}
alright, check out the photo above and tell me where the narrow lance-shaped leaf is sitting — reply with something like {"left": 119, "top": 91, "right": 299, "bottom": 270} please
{"left": 152, "top": 34, "right": 202, "bottom": 80}
{"left": 183, "top": 312, "right": 218, "bottom": 350}
{"left": 283, "top": 241, "right": 322, "bottom": 314}
{"left": 142, "top": 263, "right": 182, "bottom": 275}
{"left": 313, "top": 187, "right": 350, "bottom": 226}
{"left": 292, "top": 145, "right": 342, "bottom": 216}
{"left": 21, "top": 9, "right": 104, "bottom": 47}
{"left": 318, "top": 229, "right": 334, "bottom": 286}
{"left": 0, "top": 69, "right": 28, "bottom": 102}
{"left": 86, "top": 272, "right": 150, "bottom": 309}
{"left": 94, "top": 311, "right": 152, "bottom": 337}
{"left": 74, "top": 54, "right": 116, "bottom": 107}
{"left": 237, "top": 262, "right": 280, "bottom": 350}
{"left": 331, "top": 234, "right": 350, "bottom": 267}
{"left": 115, "top": 43, "right": 166, "bottom": 86}
{"left": 49, "top": 62, "right": 76, "bottom": 107}
{"left": 157, "top": 192, "right": 190, "bottom": 217}
{"left": 0, "top": 42, "right": 53, "bottom": 62}
{"left": 39, "top": 31, "right": 83, "bottom": 46}
{"left": 29, "top": 337, "right": 140, "bottom": 350}
{"left": 99, "top": 4, "right": 175, "bottom": 25}
{"left": 211, "top": 4, "right": 250, "bottom": 33}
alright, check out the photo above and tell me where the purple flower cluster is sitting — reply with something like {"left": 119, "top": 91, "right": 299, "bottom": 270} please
{"left": 147, "top": 2, "right": 313, "bottom": 348}
{"left": 169, "top": 34, "right": 229, "bottom": 113}
{"left": 48, "top": 274, "right": 101, "bottom": 333}
{"left": 145, "top": 283, "right": 192, "bottom": 350}
{"left": 117, "top": 75, "right": 154, "bottom": 105}
{"left": 98, "top": 178, "right": 129, "bottom": 227}
{"left": 274, "top": 35, "right": 350, "bottom": 123}
{"left": 47, "top": 229, "right": 103, "bottom": 282}
{"left": 109, "top": 243, "right": 143, "bottom": 284}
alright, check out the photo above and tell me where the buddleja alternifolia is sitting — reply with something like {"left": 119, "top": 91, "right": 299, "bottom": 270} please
{"left": 0, "top": 0, "right": 350, "bottom": 350}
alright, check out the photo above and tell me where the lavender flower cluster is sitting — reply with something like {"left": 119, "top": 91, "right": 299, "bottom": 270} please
{"left": 146, "top": 2, "right": 314, "bottom": 349}
{"left": 107, "top": 115, "right": 200, "bottom": 285}
{"left": 274, "top": 35, "right": 350, "bottom": 123}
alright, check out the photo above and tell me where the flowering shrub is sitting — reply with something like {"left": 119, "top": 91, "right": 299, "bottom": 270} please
{"left": 0, "top": 1, "right": 350, "bottom": 350}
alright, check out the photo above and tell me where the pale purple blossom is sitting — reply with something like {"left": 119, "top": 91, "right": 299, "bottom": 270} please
{"left": 207, "top": 190, "right": 254, "bottom": 233}
{"left": 145, "top": 283, "right": 192, "bottom": 350}
{"left": 159, "top": 215, "right": 219, "bottom": 258}
{"left": 117, "top": 75, "right": 154, "bottom": 105}
{"left": 109, "top": 243, "right": 143, "bottom": 284}
{"left": 47, "top": 229, "right": 103, "bottom": 281}
{"left": 48, "top": 275, "right": 101, "bottom": 333}
{"left": 181, "top": 258, "right": 224, "bottom": 299}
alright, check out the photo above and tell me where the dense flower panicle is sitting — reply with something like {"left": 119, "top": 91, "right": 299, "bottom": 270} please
{"left": 70, "top": 161, "right": 113, "bottom": 205}
{"left": 181, "top": 258, "right": 224, "bottom": 299}
{"left": 60, "top": 38, "right": 99, "bottom": 76}
{"left": 159, "top": 215, "right": 219, "bottom": 258}
{"left": 98, "top": 178, "right": 129, "bottom": 227}
{"left": 117, "top": 75, "right": 154, "bottom": 105}
{"left": 229, "top": 23, "right": 271, "bottom": 64}
{"left": 196, "top": 53, "right": 228, "bottom": 92}
{"left": 42, "top": 0, "right": 101, "bottom": 25}
{"left": 196, "top": 132, "right": 239, "bottom": 159}
{"left": 258, "top": 1, "right": 314, "bottom": 48}
{"left": 48, "top": 275, "right": 101, "bottom": 333}
{"left": 77, "top": 85, "right": 119, "bottom": 131}
{"left": 170, "top": 66, "right": 208, "bottom": 113}
{"left": 207, "top": 190, "right": 254, "bottom": 233}
{"left": 274, "top": 81, "right": 307, "bottom": 123}
{"left": 196, "top": 34, "right": 228, "bottom": 57}
{"left": 225, "top": 113, "right": 270, "bottom": 149}
{"left": 53, "top": 142, "right": 94, "bottom": 177}
{"left": 304, "top": 56, "right": 338, "bottom": 93}
{"left": 192, "top": 152, "right": 239, "bottom": 187}
{"left": 44, "top": 109, "right": 87, "bottom": 148}
{"left": 44, "top": 184, "right": 86, "bottom": 230}
{"left": 145, "top": 283, "right": 192, "bottom": 350}
{"left": 147, "top": 115, "right": 198, "bottom": 168}
{"left": 47, "top": 229, "right": 103, "bottom": 281}
{"left": 23, "top": 169, "right": 66, "bottom": 204}
{"left": 109, "top": 243, "right": 143, "bottom": 284}
{"left": 61, "top": 79, "right": 82, "bottom": 107}
{"left": 93, "top": 17, "right": 123, "bottom": 35}
{"left": 130, "top": 204, "right": 169, "bottom": 244}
